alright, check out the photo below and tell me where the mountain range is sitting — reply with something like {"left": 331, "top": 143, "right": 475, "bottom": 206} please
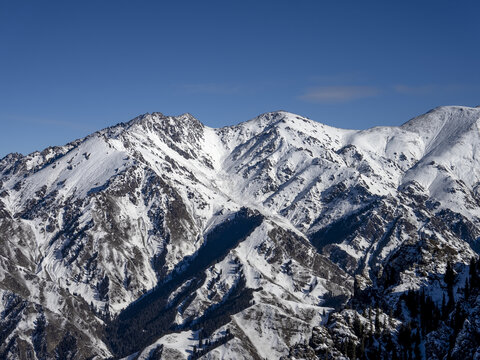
{"left": 1, "top": 105, "right": 480, "bottom": 359}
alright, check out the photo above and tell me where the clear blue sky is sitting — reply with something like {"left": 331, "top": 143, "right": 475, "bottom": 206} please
{"left": 1, "top": 1, "right": 479, "bottom": 157}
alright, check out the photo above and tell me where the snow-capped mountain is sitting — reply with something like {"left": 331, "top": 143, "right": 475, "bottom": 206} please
{"left": 1, "top": 106, "right": 479, "bottom": 359}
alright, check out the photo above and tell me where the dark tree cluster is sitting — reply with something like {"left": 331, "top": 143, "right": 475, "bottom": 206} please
{"left": 398, "top": 289, "right": 441, "bottom": 333}
{"left": 322, "top": 258, "right": 480, "bottom": 360}
{"left": 32, "top": 311, "right": 48, "bottom": 360}
{"left": 146, "top": 344, "right": 163, "bottom": 360}
{"left": 90, "top": 301, "right": 111, "bottom": 322}
{"left": 54, "top": 331, "right": 78, "bottom": 360}
{"left": 342, "top": 308, "right": 395, "bottom": 360}
{"left": 0, "top": 295, "right": 26, "bottom": 349}
{"left": 466, "top": 256, "right": 480, "bottom": 295}
{"left": 191, "top": 329, "right": 234, "bottom": 360}
{"left": 97, "top": 274, "right": 110, "bottom": 301}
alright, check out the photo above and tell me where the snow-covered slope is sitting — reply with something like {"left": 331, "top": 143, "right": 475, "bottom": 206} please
{"left": 1, "top": 106, "right": 480, "bottom": 359}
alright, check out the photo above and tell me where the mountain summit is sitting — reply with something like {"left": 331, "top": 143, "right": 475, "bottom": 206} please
{"left": 1, "top": 106, "right": 480, "bottom": 359}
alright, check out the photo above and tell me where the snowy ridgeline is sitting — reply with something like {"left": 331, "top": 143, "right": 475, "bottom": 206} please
{"left": 0, "top": 106, "right": 480, "bottom": 359}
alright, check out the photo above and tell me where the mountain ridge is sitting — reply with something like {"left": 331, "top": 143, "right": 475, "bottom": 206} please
{"left": 0, "top": 105, "right": 479, "bottom": 359}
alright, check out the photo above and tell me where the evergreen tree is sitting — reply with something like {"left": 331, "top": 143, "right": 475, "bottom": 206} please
{"left": 343, "top": 339, "right": 349, "bottom": 356}
{"left": 359, "top": 335, "right": 365, "bottom": 359}
{"left": 445, "top": 261, "right": 455, "bottom": 310}
{"left": 375, "top": 309, "right": 381, "bottom": 336}
{"left": 397, "top": 322, "right": 412, "bottom": 351}
{"left": 32, "top": 312, "right": 47, "bottom": 360}
{"left": 389, "top": 309, "right": 395, "bottom": 328}
{"left": 441, "top": 293, "right": 447, "bottom": 319}
{"left": 469, "top": 257, "right": 479, "bottom": 288}
{"left": 353, "top": 312, "right": 363, "bottom": 337}
{"left": 349, "top": 340, "right": 356, "bottom": 360}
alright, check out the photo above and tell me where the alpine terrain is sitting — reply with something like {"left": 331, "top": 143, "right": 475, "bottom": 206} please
{"left": 1, "top": 105, "right": 480, "bottom": 359}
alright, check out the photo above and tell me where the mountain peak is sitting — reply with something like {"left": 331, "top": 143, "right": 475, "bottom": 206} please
{"left": 400, "top": 105, "right": 480, "bottom": 153}
{"left": 131, "top": 112, "right": 202, "bottom": 127}
{"left": 240, "top": 110, "right": 314, "bottom": 129}
{"left": 250, "top": 110, "right": 289, "bottom": 124}
{"left": 401, "top": 105, "right": 480, "bottom": 129}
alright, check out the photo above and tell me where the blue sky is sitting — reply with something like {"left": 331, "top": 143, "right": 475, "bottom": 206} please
{"left": 1, "top": 1, "right": 479, "bottom": 157}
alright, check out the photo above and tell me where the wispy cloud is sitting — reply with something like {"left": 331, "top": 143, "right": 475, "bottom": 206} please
{"left": 299, "top": 86, "right": 380, "bottom": 103}
{"left": 180, "top": 83, "right": 241, "bottom": 95}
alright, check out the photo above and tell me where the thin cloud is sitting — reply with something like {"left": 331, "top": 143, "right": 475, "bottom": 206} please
{"left": 180, "top": 83, "right": 241, "bottom": 95}
{"left": 299, "top": 86, "right": 380, "bottom": 103}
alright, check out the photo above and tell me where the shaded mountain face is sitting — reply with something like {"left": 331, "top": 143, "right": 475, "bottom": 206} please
{"left": 0, "top": 106, "right": 479, "bottom": 359}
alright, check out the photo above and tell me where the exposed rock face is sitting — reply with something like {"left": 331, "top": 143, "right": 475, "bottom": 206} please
{"left": 1, "top": 106, "right": 480, "bottom": 359}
